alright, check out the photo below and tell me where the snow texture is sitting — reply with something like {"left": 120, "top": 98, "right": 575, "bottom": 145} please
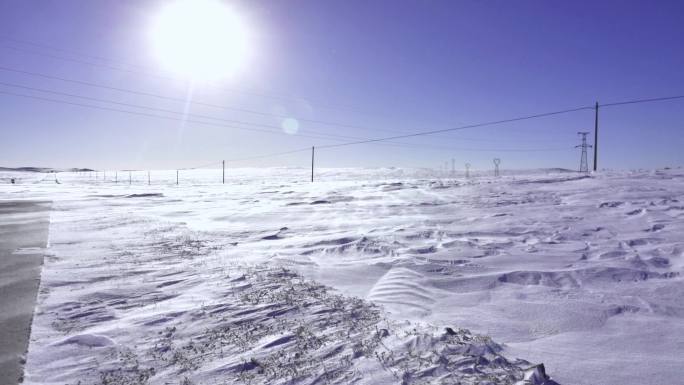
{"left": 2, "top": 167, "right": 684, "bottom": 385}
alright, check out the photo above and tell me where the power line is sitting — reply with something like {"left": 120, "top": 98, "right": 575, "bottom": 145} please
{"left": 7, "top": 41, "right": 683, "bottom": 121}
{"left": 601, "top": 95, "right": 684, "bottom": 108}
{"left": 0, "top": 41, "right": 412, "bottom": 119}
{"left": 0, "top": 85, "right": 518, "bottom": 153}
{"left": 4, "top": 39, "right": 683, "bottom": 168}
{"left": 0, "top": 65, "right": 433, "bottom": 139}
{"left": 356, "top": 141, "right": 574, "bottom": 153}
{"left": 0, "top": 88, "right": 569, "bottom": 160}
{"left": 0, "top": 89, "right": 358, "bottom": 142}
{"left": 0, "top": 36, "right": 154, "bottom": 73}
{"left": 0, "top": 81, "right": 368, "bottom": 142}
{"left": 0, "top": 65, "right": 372, "bottom": 132}
{"left": 4, "top": 36, "right": 684, "bottom": 154}
{"left": 316, "top": 106, "right": 595, "bottom": 150}
{"left": 3, "top": 75, "right": 682, "bottom": 167}
{"left": 0, "top": 65, "right": 583, "bottom": 145}
{"left": 0, "top": 43, "right": 314, "bottom": 105}
{"left": 0, "top": 42, "right": 579, "bottom": 144}
{"left": 0, "top": 86, "right": 615, "bottom": 168}
{"left": 312, "top": 92, "right": 684, "bottom": 151}
{"left": 0, "top": 81, "right": 575, "bottom": 155}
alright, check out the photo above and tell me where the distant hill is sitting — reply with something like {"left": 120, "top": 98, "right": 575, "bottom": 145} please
{"left": 0, "top": 167, "right": 94, "bottom": 173}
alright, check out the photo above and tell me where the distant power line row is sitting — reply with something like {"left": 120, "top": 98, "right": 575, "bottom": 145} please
{"left": 0, "top": 65, "right": 566, "bottom": 145}
{"left": 0, "top": 37, "right": 591, "bottom": 145}
{"left": 5, "top": 36, "right": 683, "bottom": 135}
{"left": 0, "top": 37, "right": 445, "bottom": 124}
{"left": 1, "top": 74, "right": 682, "bottom": 167}
{"left": 0, "top": 61, "right": 580, "bottom": 153}
{"left": 0, "top": 86, "right": 571, "bottom": 156}
{"left": 1, "top": 35, "right": 684, "bottom": 170}
{"left": 225, "top": 92, "right": 684, "bottom": 163}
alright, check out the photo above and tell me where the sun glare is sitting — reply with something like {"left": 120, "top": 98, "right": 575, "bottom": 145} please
{"left": 150, "top": 0, "right": 251, "bottom": 81}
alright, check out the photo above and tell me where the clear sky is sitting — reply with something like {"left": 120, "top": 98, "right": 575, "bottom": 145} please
{"left": 0, "top": 0, "right": 683, "bottom": 171}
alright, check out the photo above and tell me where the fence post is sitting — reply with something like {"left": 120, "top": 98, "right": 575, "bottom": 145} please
{"left": 311, "top": 146, "right": 315, "bottom": 183}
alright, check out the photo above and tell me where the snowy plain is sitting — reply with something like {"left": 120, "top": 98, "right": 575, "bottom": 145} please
{"left": 1, "top": 167, "right": 683, "bottom": 385}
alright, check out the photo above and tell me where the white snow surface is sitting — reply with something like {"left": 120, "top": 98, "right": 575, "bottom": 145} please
{"left": 2, "top": 167, "right": 684, "bottom": 385}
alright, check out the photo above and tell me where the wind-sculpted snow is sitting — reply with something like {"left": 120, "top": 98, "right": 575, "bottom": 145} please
{"left": 3, "top": 167, "right": 684, "bottom": 384}
{"left": 21, "top": 207, "right": 542, "bottom": 385}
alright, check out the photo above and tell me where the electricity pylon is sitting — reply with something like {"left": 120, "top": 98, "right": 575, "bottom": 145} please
{"left": 576, "top": 132, "right": 592, "bottom": 173}
{"left": 493, "top": 158, "right": 501, "bottom": 177}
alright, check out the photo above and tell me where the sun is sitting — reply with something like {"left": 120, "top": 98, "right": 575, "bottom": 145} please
{"left": 149, "top": 0, "right": 251, "bottom": 81}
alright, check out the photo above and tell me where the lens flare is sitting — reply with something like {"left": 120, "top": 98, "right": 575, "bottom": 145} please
{"left": 281, "top": 118, "right": 300, "bottom": 135}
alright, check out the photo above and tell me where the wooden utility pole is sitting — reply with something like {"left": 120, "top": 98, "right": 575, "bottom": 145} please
{"left": 311, "top": 146, "right": 315, "bottom": 182}
{"left": 176, "top": 170, "right": 179, "bottom": 185}
{"left": 593, "top": 102, "right": 599, "bottom": 172}
{"left": 222, "top": 160, "right": 225, "bottom": 184}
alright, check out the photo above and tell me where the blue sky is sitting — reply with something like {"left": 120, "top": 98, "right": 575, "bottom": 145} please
{"left": 0, "top": 0, "right": 683, "bottom": 171}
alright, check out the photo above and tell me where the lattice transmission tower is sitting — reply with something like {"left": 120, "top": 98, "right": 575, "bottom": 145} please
{"left": 576, "top": 132, "right": 592, "bottom": 173}
{"left": 493, "top": 158, "right": 501, "bottom": 177}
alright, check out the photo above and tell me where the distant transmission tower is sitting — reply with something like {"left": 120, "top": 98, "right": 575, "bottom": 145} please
{"left": 465, "top": 163, "right": 471, "bottom": 179}
{"left": 576, "top": 132, "right": 592, "bottom": 173}
{"left": 493, "top": 158, "right": 501, "bottom": 177}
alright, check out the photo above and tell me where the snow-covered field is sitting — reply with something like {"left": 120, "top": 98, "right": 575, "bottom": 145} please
{"left": 2, "top": 167, "right": 683, "bottom": 385}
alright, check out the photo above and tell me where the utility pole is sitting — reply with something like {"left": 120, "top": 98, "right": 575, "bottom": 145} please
{"left": 593, "top": 102, "right": 599, "bottom": 172}
{"left": 115, "top": 171, "right": 118, "bottom": 183}
{"left": 176, "top": 170, "right": 179, "bottom": 185}
{"left": 576, "top": 132, "right": 592, "bottom": 173}
{"left": 311, "top": 146, "right": 315, "bottom": 182}
{"left": 222, "top": 160, "right": 225, "bottom": 184}
{"left": 451, "top": 158, "right": 455, "bottom": 176}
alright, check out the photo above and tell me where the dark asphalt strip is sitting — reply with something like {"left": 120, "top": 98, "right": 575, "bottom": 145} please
{"left": 0, "top": 201, "right": 51, "bottom": 385}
